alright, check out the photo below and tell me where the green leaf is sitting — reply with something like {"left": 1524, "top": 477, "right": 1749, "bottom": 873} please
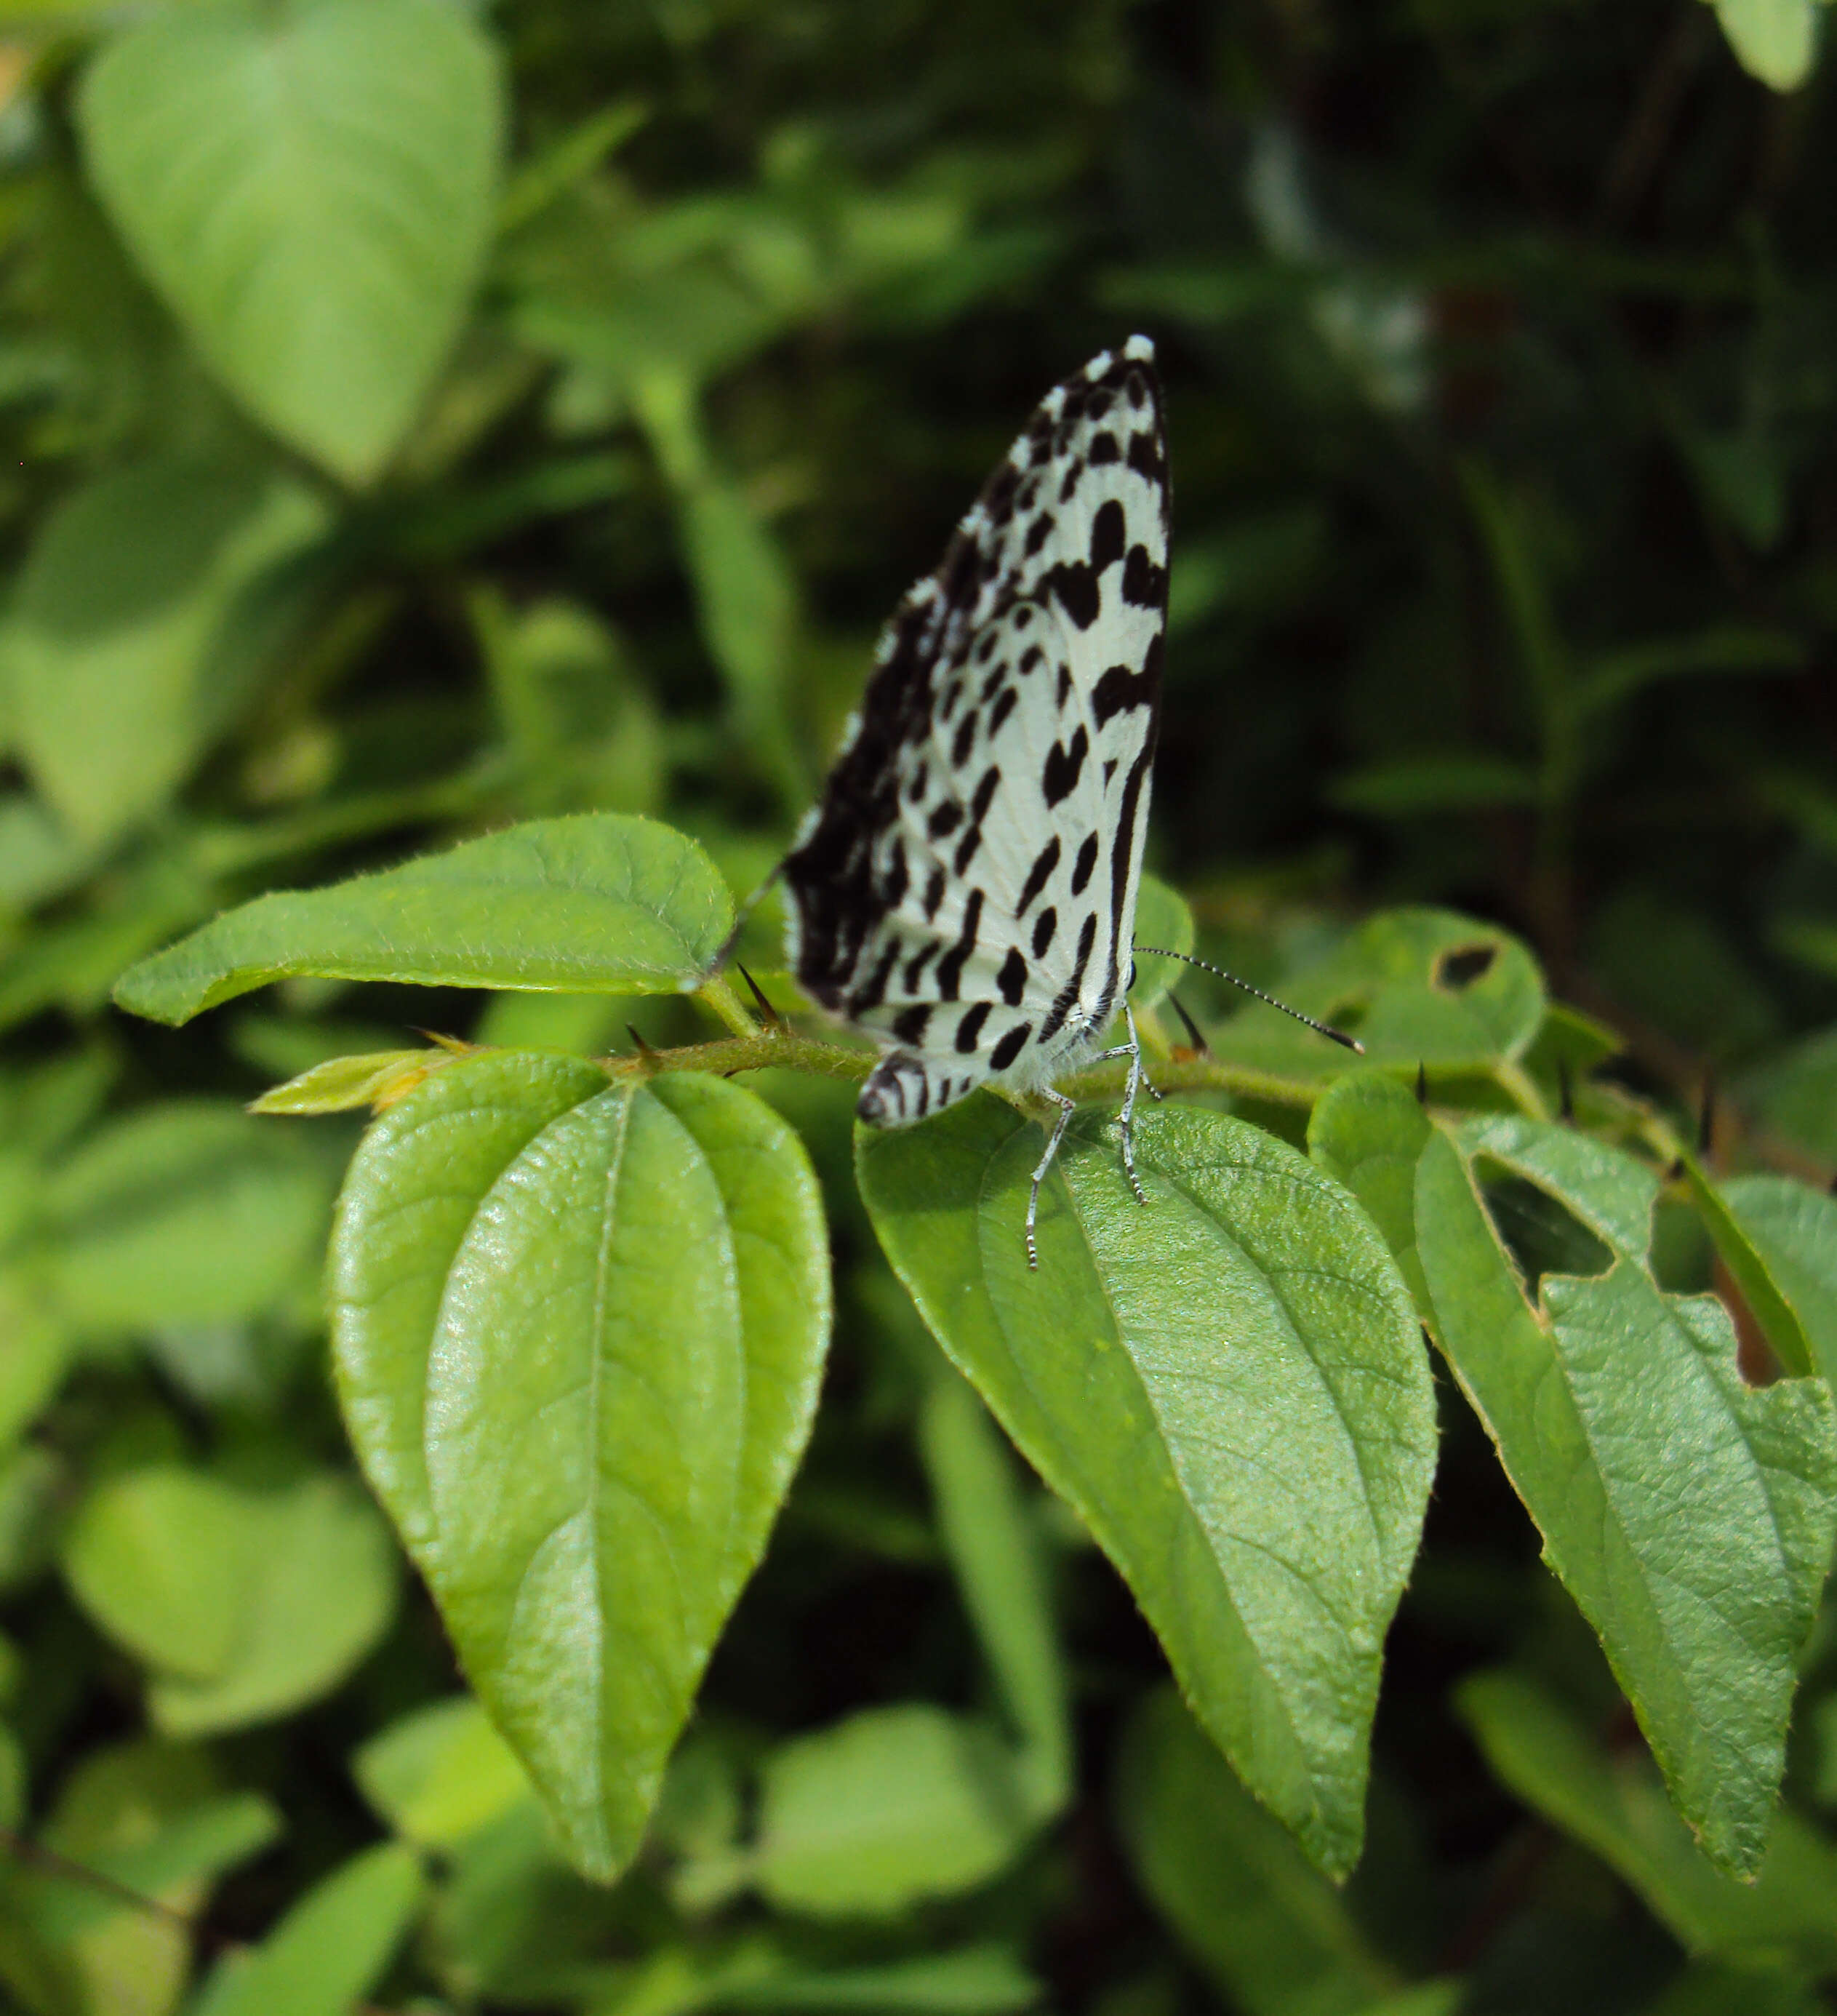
{"left": 1211, "top": 908, "right": 1545, "bottom": 1078}
{"left": 1710, "top": 0, "right": 1822, "bottom": 90}
{"left": 1718, "top": 1175, "right": 1837, "bottom": 1388}
{"left": 331, "top": 1052, "right": 611, "bottom": 1561}
{"left": 1414, "top": 1120, "right": 1837, "bottom": 1873}
{"left": 352, "top": 1695, "right": 535, "bottom": 1850}
{"left": 249, "top": 1048, "right": 439, "bottom": 1116}
{"left": 148, "top": 1471, "right": 399, "bottom": 1736}
{"left": 858, "top": 1097, "right": 1436, "bottom": 1878}
{"left": 753, "top": 1703, "right": 1028, "bottom": 1916}
{"left": 79, "top": 0, "right": 504, "bottom": 483}
{"left": 1114, "top": 1688, "right": 1398, "bottom": 2016}
{"left": 1458, "top": 1668, "right": 1837, "bottom": 1966}
{"left": 1307, "top": 1071, "right": 1434, "bottom": 1323}
{"left": 36, "top": 1101, "right": 333, "bottom": 1333}
{"left": 332, "top": 1054, "right": 831, "bottom": 1880}
{"left": 1126, "top": 873, "right": 1194, "bottom": 1021}
{"left": 189, "top": 1841, "right": 424, "bottom": 2016}
{"left": 113, "top": 815, "right": 735, "bottom": 1025}
{"left": 7, "top": 461, "right": 329, "bottom": 847}
{"left": 917, "top": 1377, "right": 1070, "bottom": 1823}
{"left": 1681, "top": 1157, "right": 1815, "bottom": 1377}
{"left": 60, "top": 1466, "right": 252, "bottom": 1681}
{"left": 1575, "top": 625, "right": 1804, "bottom": 719}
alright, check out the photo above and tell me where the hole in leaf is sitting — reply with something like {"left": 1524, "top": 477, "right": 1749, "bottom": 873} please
{"left": 1476, "top": 1161, "right": 1612, "bottom": 1288}
{"left": 1435, "top": 943, "right": 1497, "bottom": 991}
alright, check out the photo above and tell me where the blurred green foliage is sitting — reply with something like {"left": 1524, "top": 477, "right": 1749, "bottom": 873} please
{"left": 1, "top": 0, "right": 1836, "bottom": 2012}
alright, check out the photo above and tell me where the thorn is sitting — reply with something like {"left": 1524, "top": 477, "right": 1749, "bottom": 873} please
{"left": 1666, "top": 1156, "right": 1685, "bottom": 1182}
{"left": 410, "top": 1028, "right": 473, "bottom": 1054}
{"left": 626, "top": 1025, "right": 660, "bottom": 1063}
{"left": 1415, "top": 1062, "right": 1428, "bottom": 1106}
{"left": 736, "top": 964, "right": 783, "bottom": 1028}
{"left": 1166, "top": 988, "right": 1212, "bottom": 1061}
{"left": 1697, "top": 1071, "right": 1716, "bottom": 1156}
{"left": 1557, "top": 1057, "right": 1574, "bottom": 1123}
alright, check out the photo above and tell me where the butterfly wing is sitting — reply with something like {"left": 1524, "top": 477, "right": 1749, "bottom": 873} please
{"left": 784, "top": 336, "right": 1169, "bottom": 1122}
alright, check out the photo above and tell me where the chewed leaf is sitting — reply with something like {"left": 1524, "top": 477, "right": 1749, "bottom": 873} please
{"left": 331, "top": 1053, "right": 830, "bottom": 1880}
{"left": 858, "top": 1097, "right": 1436, "bottom": 1879}
{"left": 1415, "top": 1121, "right": 1837, "bottom": 1875}
{"left": 114, "top": 815, "right": 735, "bottom": 1025}
{"left": 1211, "top": 906, "right": 1544, "bottom": 1078}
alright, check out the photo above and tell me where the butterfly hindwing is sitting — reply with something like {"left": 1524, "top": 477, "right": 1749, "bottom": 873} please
{"left": 784, "top": 337, "right": 1169, "bottom": 1123}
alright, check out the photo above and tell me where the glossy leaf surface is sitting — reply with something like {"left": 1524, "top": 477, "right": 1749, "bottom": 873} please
{"left": 114, "top": 815, "right": 735, "bottom": 1024}
{"left": 859, "top": 1096, "right": 1436, "bottom": 1877}
{"left": 332, "top": 1052, "right": 830, "bottom": 1879}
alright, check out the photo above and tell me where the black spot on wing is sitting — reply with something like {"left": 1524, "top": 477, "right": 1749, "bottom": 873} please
{"left": 988, "top": 687, "right": 1017, "bottom": 737}
{"left": 1092, "top": 658, "right": 1156, "bottom": 726}
{"left": 990, "top": 1023, "right": 1031, "bottom": 1072}
{"left": 922, "top": 866, "right": 945, "bottom": 921}
{"left": 1123, "top": 546, "right": 1167, "bottom": 611}
{"left": 1058, "top": 460, "right": 1084, "bottom": 504}
{"left": 903, "top": 941, "right": 937, "bottom": 991}
{"left": 1024, "top": 513, "right": 1053, "bottom": 559}
{"left": 1044, "top": 560, "right": 1100, "bottom": 630}
{"left": 935, "top": 887, "right": 983, "bottom": 1001}
{"left": 892, "top": 1003, "right": 932, "bottom": 1044}
{"left": 1032, "top": 906, "right": 1057, "bottom": 957}
{"left": 1038, "top": 912, "right": 1097, "bottom": 1044}
{"left": 1089, "top": 499, "right": 1126, "bottom": 573}
{"left": 997, "top": 947, "right": 1027, "bottom": 1006}
{"left": 1017, "top": 836, "right": 1060, "bottom": 915}
{"left": 950, "top": 708, "right": 978, "bottom": 769}
{"left": 926, "top": 800, "right": 963, "bottom": 840}
{"left": 1088, "top": 431, "right": 1121, "bottom": 466}
{"left": 1043, "top": 724, "right": 1089, "bottom": 807}
{"left": 956, "top": 1001, "right": 991, "bottom": 1052}
{"left": 1071, "top": 832, "right": 1099, "bottom": 895}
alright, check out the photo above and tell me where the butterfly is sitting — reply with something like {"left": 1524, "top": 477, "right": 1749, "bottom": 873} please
{"left": 781, "top": 337, "right": 1171, "bottom": 1265}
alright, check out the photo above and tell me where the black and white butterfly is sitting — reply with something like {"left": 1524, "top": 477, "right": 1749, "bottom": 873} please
{"left": 782, "top": 337, "right": 1172, "bottom": 1264}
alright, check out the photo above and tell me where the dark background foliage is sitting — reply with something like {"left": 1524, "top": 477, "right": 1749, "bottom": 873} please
{"left": 3, "top": 2, "right": 1837, "bottom": 2012}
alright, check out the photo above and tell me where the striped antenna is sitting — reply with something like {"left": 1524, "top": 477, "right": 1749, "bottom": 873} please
{"left": 1133, "top": 946, "right": 1364, "bottom": 1053}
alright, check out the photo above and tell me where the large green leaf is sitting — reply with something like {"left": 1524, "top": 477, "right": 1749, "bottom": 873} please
{"left": 1115, "top": 1687, "right": 1401, "bottom": 2016}
{"left": 7, "top": 461, "right": 328, "bottom": 848}
{"left": 113, "top": 815, "right": 735, "bottom": 1025}
{"left": 331, "top": 1053, "right": 831, "bottom": 1879}
{"left": 1415, "top": 1119, "right": 1837, "bottom": 1873}
{"left": 857, "top": 1097, "right": 1436, "bottom": 1878}
{"left": 79, "top": 0, "right": 504, "bottom": 483}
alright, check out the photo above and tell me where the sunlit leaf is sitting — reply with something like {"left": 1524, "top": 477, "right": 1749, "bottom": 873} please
{"left": 859, "top": 1097, "right": 1436, "bottom": 1878}
{"left": 113, "top": 815, "right": 735, "bottom": 1025}
{"left": 332, "top": 1054, "right": 831, "bottom": 1880}
{"left": 79, "top": 0, "right": 504, "bottom": 481}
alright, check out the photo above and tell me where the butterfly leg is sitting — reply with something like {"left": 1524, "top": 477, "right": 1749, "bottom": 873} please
{"left": 1025, "top": 1088, "right": 1078, "bottom": 1271}
{"left": 1092, "top": 1004, "right": 1151, "bottom": 1207}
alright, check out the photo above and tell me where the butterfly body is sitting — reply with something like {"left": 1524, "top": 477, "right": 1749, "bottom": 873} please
{"left": 784, "top": 337, "right": 1170, "bottom": 1152}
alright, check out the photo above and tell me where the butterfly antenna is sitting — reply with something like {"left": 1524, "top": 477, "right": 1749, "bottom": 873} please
{"left": 1133, "top": 946, "right": 1364, "bottom": 1053}
{"left": 713, "top": 862, "right": 785, "bottom": 973}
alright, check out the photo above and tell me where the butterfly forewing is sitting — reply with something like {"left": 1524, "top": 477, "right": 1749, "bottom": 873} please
{"left": 785, "top": 337, "right": 1169, "bottom": 1124}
